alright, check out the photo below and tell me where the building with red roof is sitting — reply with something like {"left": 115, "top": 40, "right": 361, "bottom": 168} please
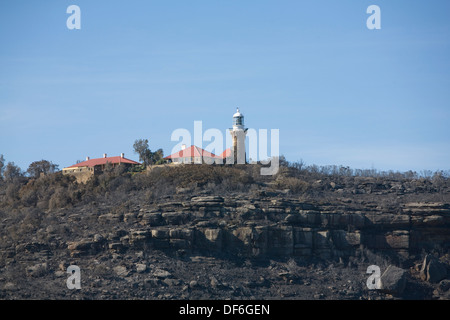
{"left": 62, "top": 153, "right": 140, "bottom": 183}
{"left": 164, "top": 145, "right": 226, "bottom": 164}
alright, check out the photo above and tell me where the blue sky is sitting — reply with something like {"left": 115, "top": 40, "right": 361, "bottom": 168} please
{"left": 1, "top": 0, "right": 449, "bottom": 173}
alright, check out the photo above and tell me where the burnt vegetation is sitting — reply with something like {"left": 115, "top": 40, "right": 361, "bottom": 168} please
{"left": 1, "top": 155, "right": 449, "bottom": 213}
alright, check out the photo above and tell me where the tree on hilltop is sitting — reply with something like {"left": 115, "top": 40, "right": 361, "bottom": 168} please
{"left": 27, "top": 160, "right": 59, "bottom": 178}
{"left": 133, "top": 139, "right": 165, "bottom": 167}
{"left": 2, "top": 161, "right": 23, "bottom": 181}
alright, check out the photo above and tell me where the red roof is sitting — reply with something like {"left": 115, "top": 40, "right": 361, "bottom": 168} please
{"left": 164, "top": 145, "right": 222, "bottom": 160}
{"left": 67, "top": 156, "right": 140, "bottom": 168}
{"left": 219, "top": 148, "right": 232, "bottom": 159}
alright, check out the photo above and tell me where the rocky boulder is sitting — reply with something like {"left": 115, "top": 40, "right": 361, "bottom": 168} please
{"left": 379, "top": 265, "right": 407, "bottom": 296}
{"left": 67, "top": 240, "right": 97, "bottom": 257}
{"left": 190, "top": 196, "right": 224, "bottom": 205}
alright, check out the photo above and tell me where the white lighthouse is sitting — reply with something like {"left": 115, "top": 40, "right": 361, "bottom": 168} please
{"left": 229, "top": 107, "right": 248, "bottom": 164}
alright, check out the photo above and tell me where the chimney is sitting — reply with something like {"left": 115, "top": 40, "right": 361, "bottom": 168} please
{"left": 103, "top": 153, "right": 107, "bottom": 158}
{"left": 181, "top": 144, "right": 186, "bottom": 150}
{"left": 86, "top": 156, "right": 90, "bottom": 161}
{"left": 120, "top": 153, "right": 124, "bottom": 158}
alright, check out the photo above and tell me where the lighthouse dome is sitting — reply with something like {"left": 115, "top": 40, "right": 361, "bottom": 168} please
{"left": 233, "top": 107, "right": 243, "bottom": 118}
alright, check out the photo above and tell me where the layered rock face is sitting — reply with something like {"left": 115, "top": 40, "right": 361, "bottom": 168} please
{"left": 68, "top": 195, "right": 450, "bottom": 260}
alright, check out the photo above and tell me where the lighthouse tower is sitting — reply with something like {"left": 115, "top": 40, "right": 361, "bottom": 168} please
{"left": 229, "top": 107, "right": 248, "bottom": 164}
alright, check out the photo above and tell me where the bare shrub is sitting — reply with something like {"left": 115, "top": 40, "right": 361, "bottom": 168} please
{"left": 5, "top": 183, "right": 20, "bottom": 203}
{"left": 49, "top": 187, "right": 71, "bottom": 210}
{"left": 274, "top": 177, "right": 309, "bottom": 194}
{"left": 20, "top": 188, "right": 38, "bottom": 207}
